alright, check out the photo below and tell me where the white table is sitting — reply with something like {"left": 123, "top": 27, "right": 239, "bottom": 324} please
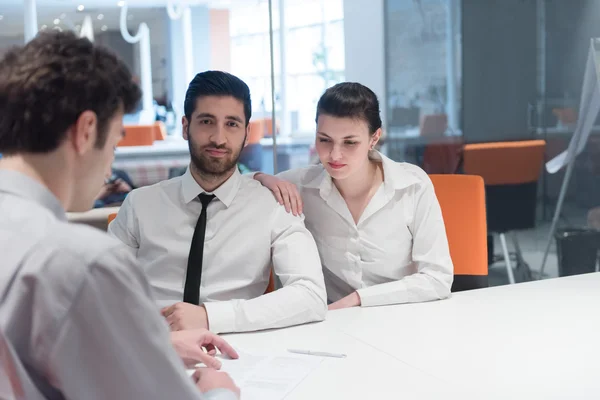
{"left": 326, "top": 273, "right": 600, "bottom": 399}
{"left": 222, "top": 321, "right": 473, "bottom": 400}
{"left": 222, "top": 274, "right": 600, "bottom": 399}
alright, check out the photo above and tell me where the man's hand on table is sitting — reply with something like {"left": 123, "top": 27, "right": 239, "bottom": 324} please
{"left": 162, "top": 302, "right": 209, "bottom": 331}
{"left": 170, "top": 328, "right": 239, "bottom": 369}
{"left": 194, "top": 368, "right": 240, "bottom": 398}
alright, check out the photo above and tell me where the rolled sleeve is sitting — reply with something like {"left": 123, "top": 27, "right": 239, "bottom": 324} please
{"left": 203, "top": 208, "right": 326, "bottom": 334}
{"left": 107, "top": 193, "right": 139, "bottom": 250}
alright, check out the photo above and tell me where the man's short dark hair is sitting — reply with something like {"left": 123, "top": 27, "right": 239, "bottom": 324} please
{"left": 184, "top": 71, "right": 252, "bottom": 126}
{"left": 0, "top": 31, "right": 141, "bottom": 155}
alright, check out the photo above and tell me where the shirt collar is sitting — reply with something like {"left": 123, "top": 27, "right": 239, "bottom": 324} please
{"left": 181, "top": 166, "right": 242, "bottom": 208}
{"left": 0, "top": 169, "right": 67, "bottom": 221}
{"left": 371, "top": 151, "right": 420, "bottom": 195}
{"left": 303, "top": 151, "right": 420, "bottom": 198}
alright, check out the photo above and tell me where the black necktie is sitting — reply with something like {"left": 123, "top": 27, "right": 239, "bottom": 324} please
{"left": 183, "top": 193, "right": 215, "bottom": 305}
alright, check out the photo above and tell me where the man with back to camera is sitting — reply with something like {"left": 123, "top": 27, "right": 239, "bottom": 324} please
{"left": 109, "top": 71, "right": 327, "bottom": 334}
{"left": 0, "top": 31, "right": 240, "bottom": 400}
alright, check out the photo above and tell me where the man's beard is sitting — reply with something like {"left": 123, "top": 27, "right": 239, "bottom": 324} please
{"left": 188, "top": 134, "right": 245, "bottom": 178}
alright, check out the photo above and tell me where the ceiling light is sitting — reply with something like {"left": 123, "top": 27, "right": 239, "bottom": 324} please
{"left": 77, "top": 5, "right": 84, "bottom": 11}
{"left": 101, "top": 25, "right": 108, "bottom": 31}
{"left": 53, "top": 18, "right": 60, "bottom": 25}
{"left": 75, "top": 24, "right": 81, "bottom": 30}
{"left": 40, "top": 24, "right": 47, "bottom": 30}
{"left": 60, "top": 13, "right": 66, "bottom": 19}
{"left": 117, "top": 1, "right": 125, "bottom": 7}
{"left": 0, "top": 15, "right": 4, "bottom": 21}
{"left": 127, "top": 14, "right": 133, "bottom": 20}
{"left": 53, "top": 26, "right": 63, "bottom": 32}
{"left": 97, "top": 14, "right": 104, "bottom": 20}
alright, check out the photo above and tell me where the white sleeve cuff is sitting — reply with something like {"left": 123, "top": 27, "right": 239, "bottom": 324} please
{"left": 356, "top": 281, "right": 409, "bottom": 307}
{"left": 203, "top": 301, "right": 237, "bottom": 334}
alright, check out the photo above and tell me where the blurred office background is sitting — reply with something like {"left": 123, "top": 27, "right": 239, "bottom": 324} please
{"left": 4, "top": 0, "right": 600, "bottom": 285}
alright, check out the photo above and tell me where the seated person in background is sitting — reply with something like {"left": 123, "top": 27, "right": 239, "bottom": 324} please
{"left": 94, "top": 168, "right": 134, "bottom": 207}
{"left": 253, "top": 82, "right": 454, "bottom": 310}
{"left": 109, "top": 71, "right": 327, "bottom": 334}
{"left": 0, "top": 31, "right": 239, "bottom": 399}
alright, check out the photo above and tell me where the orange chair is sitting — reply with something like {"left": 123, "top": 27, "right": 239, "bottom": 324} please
{"left": 106, "top": 213, "right": 275, "bottom": 293}
{"left": 248, "top": 120, "right": 266, "bottom": 145}
{"left": 552, "top": 107, "right": 577, "bottom": 126}
{"left": 430, "top": 174, "right": 488, "bottom": 291}
{"left": 421, "top": 142, "right": 464, "bottom": 174}
{"left": 153, "top": 121, "right": 167, "bottom": 141}
{"left": 248, "top": 118, "right": 279, "bottom": 142}
{"left": 265, "top": 270, "right": 275, "bottom": 293}
{"left": 120, "top": 125, "right": 156, "bottom": 147}
{"left": 463, "top": 140, "right": 546, "bottom": 284}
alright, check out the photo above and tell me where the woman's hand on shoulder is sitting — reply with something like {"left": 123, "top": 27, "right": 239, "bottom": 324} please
{"left": 255, "top": 172, "right": 303, "bottom": 216}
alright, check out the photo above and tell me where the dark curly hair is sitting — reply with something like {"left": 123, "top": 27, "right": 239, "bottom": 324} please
{"left": 0, "top": 31, "right": 141, "bottom": 154}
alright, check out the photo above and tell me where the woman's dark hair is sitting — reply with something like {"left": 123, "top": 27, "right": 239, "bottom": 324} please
{"left": 315, "top": 82, "right": 382, "bottom": 135}
{"left": 0, "top": 31, "right": 141, "bottom": 154}
{"left": 184, "top": 71, "right": 252, "bottom": 126}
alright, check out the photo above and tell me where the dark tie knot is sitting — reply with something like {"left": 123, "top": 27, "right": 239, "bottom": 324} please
{"left": 198, "top": 193, "right": 215, "bottom": 207}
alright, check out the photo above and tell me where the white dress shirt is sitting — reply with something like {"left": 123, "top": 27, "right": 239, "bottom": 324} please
{"left": 274, "top": 151, "right": 454, "bottom": 306}
{"left": 109, "top": 167, "right": 327, "bottom": 334}
{"left": 0, "top": 170, "right": 234, "bottom": 400}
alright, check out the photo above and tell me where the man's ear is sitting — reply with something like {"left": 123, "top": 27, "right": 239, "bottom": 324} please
{"left": 244, "top": 125, "right": 250, "bottom": 148}
{"left": 182, "top": 116, "right": 189, "bottom": 140}
{"left": 70, "top": 110, "right": 98, "bottom": 155}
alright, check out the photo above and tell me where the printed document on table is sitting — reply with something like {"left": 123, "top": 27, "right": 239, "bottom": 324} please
{"left": 187, "top": 350, "right": 324, "bottom": 400}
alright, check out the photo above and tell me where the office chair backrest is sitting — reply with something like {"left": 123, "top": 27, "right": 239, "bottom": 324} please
{"left": 430, "top": 174, "right": 488, "bottom": 291}
{"left": 463, "top": 140, "right": 546, "bottom": 185}
{"left": 106, "top": 213, "right": 275, "bottom": 294}
{"left": 120, "top": 125, "right": 156, "bottom": 147}
{"left": 463, "top": 140, "right": 546, "bottom": 232}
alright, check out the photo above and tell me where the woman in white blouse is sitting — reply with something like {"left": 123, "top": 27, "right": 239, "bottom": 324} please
{"left": 253, "top": 82, "right": 454, "bottom": 310}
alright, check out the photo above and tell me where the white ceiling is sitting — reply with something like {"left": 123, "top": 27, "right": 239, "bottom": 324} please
{"left": 0, "top": 0, "right": 265, "bottom": 36}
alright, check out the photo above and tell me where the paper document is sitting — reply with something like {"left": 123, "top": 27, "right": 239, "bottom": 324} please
{"left": 187, "top": 351, "right": 324, "bottom": 400}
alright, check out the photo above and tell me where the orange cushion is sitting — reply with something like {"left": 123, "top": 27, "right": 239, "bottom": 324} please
{"left": 463, "top": 140, "right": 546, "bottom": 185}
{"left": 120, "top": 125, "right": 155, "bottom": 147}
{"left": 430, "top": 174, "right": 488, "bottom": 276}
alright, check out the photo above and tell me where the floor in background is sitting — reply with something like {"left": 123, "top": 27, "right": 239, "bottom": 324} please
{"left": 487, "top": 208, "right": 590, "bottom": 286}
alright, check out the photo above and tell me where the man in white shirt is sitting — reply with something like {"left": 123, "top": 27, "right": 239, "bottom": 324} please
{"left": 109, "top": 71, "right": 327, "bottom": 334}
{"left": 0, "top": 31, "right": 238, "bottom": 400}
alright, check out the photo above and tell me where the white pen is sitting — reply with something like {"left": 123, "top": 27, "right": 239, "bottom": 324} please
{"left": 288, "top": 349, "right": 347, "bottom": 358}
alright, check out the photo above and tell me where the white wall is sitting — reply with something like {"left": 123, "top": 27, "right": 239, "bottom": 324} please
{"left": 343, "top": 0, "right": 386, "bottom": 131}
